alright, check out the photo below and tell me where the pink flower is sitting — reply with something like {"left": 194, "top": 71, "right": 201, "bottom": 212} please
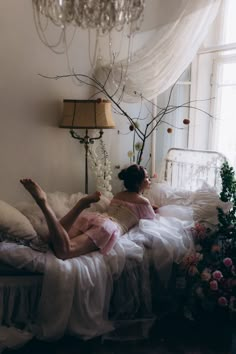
{"left": 209, "top": 280, "right": 218, "bottom": 291}
{"left": 201, "top": 270, "right": 211, "bottom": 282}
{"left": 211, "top": 244, "right": 221, "bottom": 253}
{"left": 193, "top": 223, "right": 207, "bottom": 240}
{"left": 218, "top": 296, "right": 228, "bottom": 307}
{"left": 223, "top": 257, "right": 233, "bottom": 267}
{"left": 181, "top": 253, "right": 197, "bottom": 268}
{"left": 195, "top": 252, "right": 203, "bottom": 262}
{"left": 212, "top": 270, "right": 223, "bottom": 281}
{"left": 188, "top": 265, "right": 199, "bottom": 276}
{"left": 195, "top": 223, "right": 206, "bottom": 233}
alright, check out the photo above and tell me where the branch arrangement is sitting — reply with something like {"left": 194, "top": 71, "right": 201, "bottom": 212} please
{"left": 40, "top": 69, "right": 214, "bottom": 165}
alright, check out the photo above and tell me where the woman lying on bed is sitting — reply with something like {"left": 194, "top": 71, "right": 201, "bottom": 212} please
{"left": 20, "top": 164, "right": 157, "bottom": 260}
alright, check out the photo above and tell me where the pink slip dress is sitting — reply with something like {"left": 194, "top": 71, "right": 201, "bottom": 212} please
{"left": 75, "top": 198, "right": 156, "bottom": 254}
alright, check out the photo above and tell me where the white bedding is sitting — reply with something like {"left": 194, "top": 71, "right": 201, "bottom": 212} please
{"left": 0, "top": 182, "right": 230, "bottom": 350}
{"left": 0, "top": 204, "right": 194, "bottom": 351}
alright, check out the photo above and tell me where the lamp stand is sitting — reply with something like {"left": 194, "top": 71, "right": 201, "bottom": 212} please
{"left": 70, "top": 129, "right": 104, "bottom": 194}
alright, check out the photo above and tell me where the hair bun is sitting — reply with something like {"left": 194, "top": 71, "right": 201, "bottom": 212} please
{"left": 118, "top": 168, "right": 127, "bottom": 181}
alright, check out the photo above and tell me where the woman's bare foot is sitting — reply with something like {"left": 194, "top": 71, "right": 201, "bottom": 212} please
{"left": 78, "top": 191, "right": 101, "bottom": 209}
{"left": 20, "top": 178, "right": 47, "bottom": 204}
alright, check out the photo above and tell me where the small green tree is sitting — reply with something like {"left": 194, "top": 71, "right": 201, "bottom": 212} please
{"left": 217, "top": 161, "right": 236, "bottom": 260}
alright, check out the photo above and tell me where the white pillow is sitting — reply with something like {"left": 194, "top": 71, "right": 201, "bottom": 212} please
{"left": 145, "top": 181, "right": 192, "bottom": 207}
{"left": 17, "top": 191, "right": 111, "bottom": 238}
{"left": 190, "top": 185, "right": 232, "bottom": 226}
{"left": 146, "top": 181, "right": 232, "bottom": 228}
{"left": 0, "top": 200, "right": 37, "bottom": 240}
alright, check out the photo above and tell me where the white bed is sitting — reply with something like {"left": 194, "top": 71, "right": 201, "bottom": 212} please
{"left": 0, "top": 148, "right": 229, "bottom": 352}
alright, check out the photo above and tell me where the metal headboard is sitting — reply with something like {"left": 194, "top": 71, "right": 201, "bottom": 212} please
{"left": 160, "top": 148, "right": 227, "bottom": 191}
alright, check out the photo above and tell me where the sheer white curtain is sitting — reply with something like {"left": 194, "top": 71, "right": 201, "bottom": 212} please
{"left": 96, "top": 0, "right": 221, "bottom": 103}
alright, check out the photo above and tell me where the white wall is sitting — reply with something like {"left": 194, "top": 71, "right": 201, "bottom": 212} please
{"left": 1, "top": 1, "right": 91, "bottom": 203}
{"left": 1, "top": 1, "right": 167, "bottom": 204}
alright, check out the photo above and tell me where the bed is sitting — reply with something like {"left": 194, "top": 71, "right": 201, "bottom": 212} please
{"left": 0, "top": 148, "right": 228, "bottom": 351}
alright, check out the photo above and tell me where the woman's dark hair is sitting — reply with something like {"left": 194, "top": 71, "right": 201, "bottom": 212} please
{"left": 118, "top": 164, "right": 146, "bottom": 192}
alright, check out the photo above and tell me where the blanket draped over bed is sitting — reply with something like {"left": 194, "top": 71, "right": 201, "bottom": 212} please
{"left": 0, "top": 207, "right": 194, "bottom": 350}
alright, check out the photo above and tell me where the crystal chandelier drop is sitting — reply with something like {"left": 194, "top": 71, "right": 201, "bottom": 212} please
{"left": 32, "top": 0, "right": 146, "bottom": 71}
{"left": 32, "top": 0, "right": 145, "bottom": 34}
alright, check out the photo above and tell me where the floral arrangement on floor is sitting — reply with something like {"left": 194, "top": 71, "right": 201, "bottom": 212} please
{"left": 88, "top": 138, "right": 113, "bottom": 198}
{"left": 178, "top": 161, "right": 236, "bottom": 324}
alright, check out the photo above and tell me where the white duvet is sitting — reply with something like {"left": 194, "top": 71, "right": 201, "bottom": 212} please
{"left": 0, "top": 203, "right": 194, "bottom": 351}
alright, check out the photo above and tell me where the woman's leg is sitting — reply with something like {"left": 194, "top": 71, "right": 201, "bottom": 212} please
{"left": 60, "top": 191, "right": 101, "bottom": 233}
{"left": 20, "top": 179, "right": 98, "bottom": 259}
{"left": 61, "top": 233, "right": 99, "bottom": 259}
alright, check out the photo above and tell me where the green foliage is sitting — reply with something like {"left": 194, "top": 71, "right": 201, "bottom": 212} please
{"left": 178, "top": 161, "right": 236, "bottom": 323}
{"left": 217, "top": 161, "right": 236, "bottom": 260}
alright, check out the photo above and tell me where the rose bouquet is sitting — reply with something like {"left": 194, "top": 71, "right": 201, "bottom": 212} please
{"left": 180, "top": 222, "right": 236, "bottom": 322}
{"left": 179, "top": 162, "right": 236, "bottom": 323}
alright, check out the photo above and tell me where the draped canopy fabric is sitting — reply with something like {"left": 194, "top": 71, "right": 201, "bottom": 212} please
{"left": 96, "top": 0, "right": 221, "bottom": 103}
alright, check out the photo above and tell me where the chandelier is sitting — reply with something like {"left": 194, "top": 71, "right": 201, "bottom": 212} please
{"left": 32, "top": 0, "right": 146, "bottom": 34}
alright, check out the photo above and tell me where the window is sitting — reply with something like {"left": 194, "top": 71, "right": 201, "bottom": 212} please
{"left": 190, "top": 0, "right": 236, "bottom": 168}
{"left": 155, "top": 68, "right": 191, "bottom": 172}
{"left": 211, "top": 55, "right": 236, "bottom": 166}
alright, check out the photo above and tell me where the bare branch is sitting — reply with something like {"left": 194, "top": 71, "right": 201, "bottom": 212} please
{"left": 39, "top": 71, "right": 213, "bottom": 166}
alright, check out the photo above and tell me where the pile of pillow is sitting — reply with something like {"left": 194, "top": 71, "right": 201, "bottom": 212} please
{"left": 0, "top": 200, "right": 37, "bottom": 241}
{"left": 145, "top": 180, "right": 232, "bottom": 228}
{"left": 0, "top": 191, "right": 111, "bottom": 252}
{"left": 0, "top": 200, "right": 44, "bottom": 251}
{"left": 0, "top": 182, "right": 232, "bottom": 251}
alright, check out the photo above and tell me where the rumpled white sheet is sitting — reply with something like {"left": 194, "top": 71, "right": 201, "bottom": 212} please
{"left": 0, "top": 204, "right": 194, "bottom": 350}
{"left": 35, "top": 238, "right": 143, "bottom": 340}
{"left": 129, "top": 205, "right": 194, "bottom": 286}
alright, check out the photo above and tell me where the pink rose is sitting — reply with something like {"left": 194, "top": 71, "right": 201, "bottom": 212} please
{"left": 201, "top": 270, "right": 211, "bottom": 282}
{"left": 193, "top": 223, "right": 207, "bottom": 240}
{"left": 212, "top": 270, "right": 223, "bottom": 281}
{"left": 195, "top": 252, "right": 203, "bottom": 262}
{"left": 188, "top": 265, "right": 199, "bottom": 276}
{"left": 181, "top": 253, "right": 197, "bottom": 268}
{"left": 223, "top": 258, "right": 233, "bottom": 267}
{"left": 210, "top": 280, "right": 218, "bottom": 291}
{"left": 195, "top": 223, "right": 206, "bottom": 233}
{"left": 218, "top": 296, "right": 228, "bottom": 307}
{"left": 211, "top": 244, "right": 221, "bottom": 252}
